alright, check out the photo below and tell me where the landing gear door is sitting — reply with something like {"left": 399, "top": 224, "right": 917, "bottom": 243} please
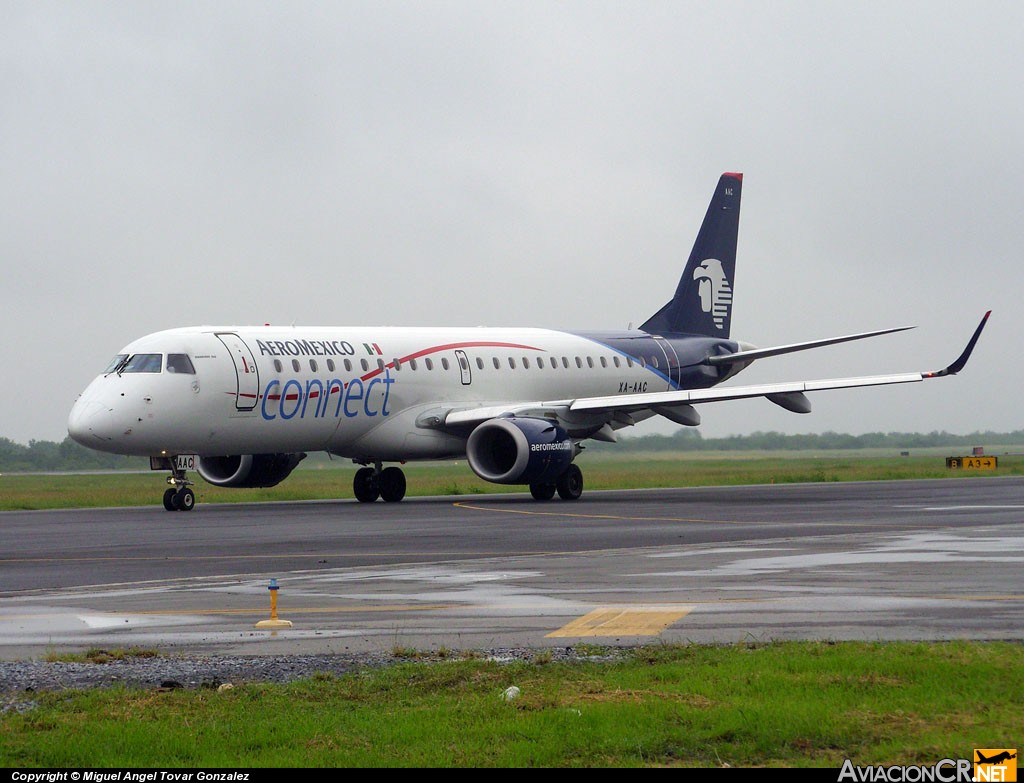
{"left": 215, "top": 332, "right": 260, "bottom": 411}
{"left": 455, "top": 349, "right": 472, "bottom": 385}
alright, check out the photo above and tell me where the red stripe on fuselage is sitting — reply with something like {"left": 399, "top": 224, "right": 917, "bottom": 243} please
{"left": 358, "top": 340, "right": 544, "bottom": 382}
{"left": 228, "top": 340, "right": 545, "bottom": 399}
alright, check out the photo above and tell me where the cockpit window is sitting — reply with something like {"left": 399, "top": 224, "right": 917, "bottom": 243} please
{"left": 121, "top": 353, "right": 162, "bottom": 373}
{"left": 166, "top": 354, "right": 195, "bottom": 374}
{"left": 104, "top": 354, "right": 128, "bottom": 373}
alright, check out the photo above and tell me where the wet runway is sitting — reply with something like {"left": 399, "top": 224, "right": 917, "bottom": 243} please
{"left": 2, "top": 478, "right": 1022, "bottom": 659}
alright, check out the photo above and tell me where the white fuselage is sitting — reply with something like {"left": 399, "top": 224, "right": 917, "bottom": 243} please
{"left": 68, "top": 325, "right": 677, "bottom": 461}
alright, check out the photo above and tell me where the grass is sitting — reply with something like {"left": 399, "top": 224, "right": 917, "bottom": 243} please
{"left": 1, "top": 451, "right": 1022, "bottom": 510}
{"left": 2, "top": 641, "right": 1020, "bottom": 767}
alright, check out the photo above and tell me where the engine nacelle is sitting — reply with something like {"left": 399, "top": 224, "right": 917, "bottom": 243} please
{"left": 466, "top": 417, "right": 574, "bottom": 485}
{"left": 197, "top": 453, "right": 306, "bottom": 488}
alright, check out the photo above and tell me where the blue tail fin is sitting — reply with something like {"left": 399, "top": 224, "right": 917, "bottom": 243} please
{"left": 640, "top": 172, "right": 743, "bottom": 337}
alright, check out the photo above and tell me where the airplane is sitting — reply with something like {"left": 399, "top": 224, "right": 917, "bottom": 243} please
{"left": 67, "top": 173, "right": 990, "bottom": 511}
{"left": 976, "top": 752, "right": 1016, "bottom": 765}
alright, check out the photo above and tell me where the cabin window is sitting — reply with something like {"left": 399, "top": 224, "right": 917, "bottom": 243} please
{"left": 536, "top": 357, "right": 545, "bottom": 369}
{"left": 508, "top": 357, "right": 516, "bottom": 370}
{"left": 575, "top": 357, "right": 583, "bottom": 369}
{"left": 476, "top": 357, "right": 484, "bottom": 370}
{"left": 361, "top": 359, "right": 369, "bottom": 372}
{"left": 600, "top": 357, "right": 608, "bottom": 368}
{"left": 523, "top": 357, "right": 530, "bottom": 369}
{"left": 166, "top": 354, "right": 195, "bottom": 374}
{"left": 292, "top": 359, "right": 301, "bottom": 372}
{"left": 326, "top": 358, "right": 336, "bottom": 372}
{"left": 309, "top": 359, "right": 318, "bottom": 372}
{"left": 613, "top": 356, "right": 621, "bottom": 368}
{"left": 122, "top": 354, "right": 162, "bottom": 373}
{"left": 409, "top": 358, "right": 418, "bottom": 371}
{"left": 393, "top": 358, "right": 401, "bottom": 371}
{"left": 587, "top": 357, "right": 594, "bottom": 369}
{"left": 562, "top": 357, "right": 569, "bottom": 368}
{"left": 650, "top": 355, "right": 659, "bottom": 369}
{"left": 425, "top": 358, "right": 434, "bottom": 371}
{"left": 377, "top": 359, "right": 385, "bottom": 372}
{"left": 344, "top": 359, "right": 352, "bottom": 372}
{"left": 492, "top": 357, "right": 500, "bottom": 370}
{"left": 626, "top": 356, "right": 633, "bottom": 368}
{"left": 273, "top": 359, "right": 283, "bottom": 373}
{"left": 441, "top": 357, "right": 450, "bottom": 370}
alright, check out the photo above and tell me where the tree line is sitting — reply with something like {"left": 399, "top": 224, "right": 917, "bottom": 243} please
{"left": 588, "top": 428, "right": 1024, "bottom": 453}
{"left": 3, "top": 429, "right": 1023, "bottom": 472}
{"left": 0, "top": 437, "right": 143, "bottom": 472}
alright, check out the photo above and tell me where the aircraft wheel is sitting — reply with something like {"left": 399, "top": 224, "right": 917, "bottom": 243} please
{"left": 530, "top": 483, "right": 556, "bottom": 501}
{"left": 175, "top": 487, "right": 196, "bottom": 512}
{"left": 556, "top": 464, "right": 583, "bottom": 501}
{"left": 379, "top": 467, "right": 407, "bottom": 503}
{"left": 163, "top": 488, "right": 178, "bottom": 511}
{"left": 353, "top": 467, "right": 380, "bottom": 503}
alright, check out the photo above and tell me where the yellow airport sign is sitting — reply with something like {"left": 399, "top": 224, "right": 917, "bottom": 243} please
{"left": 946, "top": 456, "right": 998, "bottom": 470}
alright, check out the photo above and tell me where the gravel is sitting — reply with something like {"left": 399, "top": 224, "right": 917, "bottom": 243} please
{"left": 0, "top": 647, "right": 621, "bottom": 711}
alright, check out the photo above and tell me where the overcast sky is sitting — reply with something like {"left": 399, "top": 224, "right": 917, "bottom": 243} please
{"left": 2, "top": 1, "right": 1021, "bottom": 445}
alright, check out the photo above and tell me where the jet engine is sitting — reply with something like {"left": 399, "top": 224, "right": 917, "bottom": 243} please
{"left": 466, "top": 417, "right": 574, "bottom": 485}
{"left": 196, "top": 453, "right": 307, "bottom": 488}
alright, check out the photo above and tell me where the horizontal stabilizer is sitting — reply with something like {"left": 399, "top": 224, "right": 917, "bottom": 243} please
{"left": 707, "top": 326, "right": 914, "bottom": 366}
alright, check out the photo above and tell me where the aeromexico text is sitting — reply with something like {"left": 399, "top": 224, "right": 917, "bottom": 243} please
{"left": 256, "top": 338, "right": 362, "bottom": 357}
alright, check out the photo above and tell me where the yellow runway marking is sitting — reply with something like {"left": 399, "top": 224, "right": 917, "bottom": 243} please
{"left": 453, "top": 502, "right": 740, "bottom": 525}
{"left": 546, "top": 605, "right": 694, "bottom": 638}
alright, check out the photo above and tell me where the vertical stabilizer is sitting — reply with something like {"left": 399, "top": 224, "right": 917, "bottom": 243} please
{"left": 640, "top": 172, "right": 742, "bottom": 337}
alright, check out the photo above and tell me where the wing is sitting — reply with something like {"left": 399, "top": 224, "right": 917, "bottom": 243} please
{"left": 442, "top": 312, "right": 990, "bottom": 437}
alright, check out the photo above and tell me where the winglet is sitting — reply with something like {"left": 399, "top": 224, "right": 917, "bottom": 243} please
{"left": 925, "top": 311, "right": 990, "bottom": 378}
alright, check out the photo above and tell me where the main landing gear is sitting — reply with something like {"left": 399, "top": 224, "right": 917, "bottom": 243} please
{"left": 353, "top": 461, "right": 407, "bottom": 503}
{"left": 354, "top": 461, "right": 585, "bottom": 503}
{"left": 529, "top": 463, "right": 583, "bottom": 502}
{"left": 162, "top": 463, "right": 196, "bottom": 512}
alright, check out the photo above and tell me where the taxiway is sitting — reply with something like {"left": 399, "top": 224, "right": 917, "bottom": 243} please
{"left": 1, "top": 478, "right": 1022, "bottom": 659}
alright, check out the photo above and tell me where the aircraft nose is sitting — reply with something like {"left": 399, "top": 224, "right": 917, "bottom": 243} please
{"left": 67, "top": 398, "right": 117, "bottom": 448}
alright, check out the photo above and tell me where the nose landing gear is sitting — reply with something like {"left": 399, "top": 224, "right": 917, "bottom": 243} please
{"left": 162, "top": 485, "right": 196, "bottom": 511}
{"left": 152, "top": 456, "right": 197, "bottom": 511}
